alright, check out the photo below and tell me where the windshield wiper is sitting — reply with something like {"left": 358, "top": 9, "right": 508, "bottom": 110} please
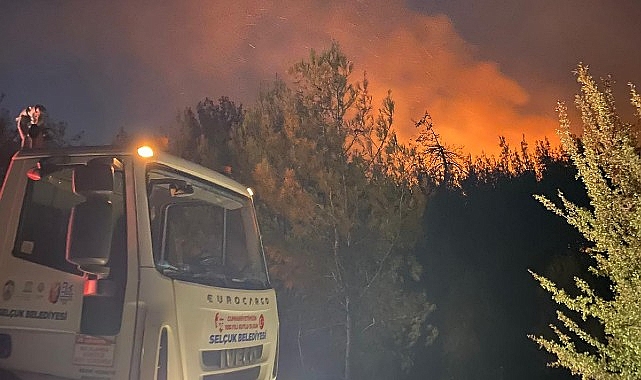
{"left": 191, "top": 271, "right": 229, "bottom": 287}
{"left": 157, "top": 261, "right": 182, "bottom": 274}
{"left": 230, "top": 277, "right": 268, "bottom": 289}
{"left": 157, "top": 262, "right": 267, "bottom": 289}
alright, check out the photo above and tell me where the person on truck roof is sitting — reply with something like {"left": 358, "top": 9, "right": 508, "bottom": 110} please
{"left": 16, "top": 104, "right": 52, "bottom": 149}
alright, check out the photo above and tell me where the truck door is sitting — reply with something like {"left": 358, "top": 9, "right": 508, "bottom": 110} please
{"left": 0, "top": 155, "right": 139, "bottom": 380}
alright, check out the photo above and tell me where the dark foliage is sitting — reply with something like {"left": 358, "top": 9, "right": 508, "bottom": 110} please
{"left": 0, "top": 104, "right": 20, "bottom": 183}
{"left": 410, "top": 142, "right": 591, "bottom": 380}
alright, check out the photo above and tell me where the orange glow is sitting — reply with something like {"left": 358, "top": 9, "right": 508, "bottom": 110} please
{"left": 126, "top": 0, "right": 560, "bottom": 157}
{"left": 322, "top": 8, "right": 561, "bottom": 156}
{"left": 43, "top": 0, "right": 563, "bottom": 157}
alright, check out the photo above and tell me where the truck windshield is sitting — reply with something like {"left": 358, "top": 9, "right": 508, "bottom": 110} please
{"left": 147, "top": 166, "right": 269, "bottom": 290}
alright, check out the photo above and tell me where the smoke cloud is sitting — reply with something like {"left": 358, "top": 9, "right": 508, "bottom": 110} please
{"left": 0, "top": 0, "right": 580, "bottom": 155}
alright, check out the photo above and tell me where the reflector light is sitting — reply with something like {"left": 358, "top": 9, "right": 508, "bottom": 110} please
{"left": 84, "top": 279, "right": 98, "bottom": 296}
{"left": 26, "top": 168, "right": 41, "bottom": 181}
{"left": 137, "top": 145, "right": 154, "bottom": 158}
{"left": 26, "top": 162, "right": 43, "bottom": 181}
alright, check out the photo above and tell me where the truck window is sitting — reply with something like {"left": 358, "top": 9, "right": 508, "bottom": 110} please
{"left": 147, "top": 166, "right": 269, "bottom": 290}
{"left": 12, "top": 164, "right": 125, "bottom": 275}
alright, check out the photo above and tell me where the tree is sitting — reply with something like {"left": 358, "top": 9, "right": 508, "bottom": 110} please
{"left": 411, "top": 111, "right": 465, "bottom": 192}
{"left": 235, "top": 42, "right": 435, "bottom": 380}
{"left": 415, "top": 134, "right": 582, "bottom": 380}
{"left": 0, "top": 96, "right": 20, "bottom": 182}
{"left": 196, "top": 96, "right": 243, "bottom": 170}
{"left": 530, "top": 65, "right": 641, "bottom": 379}
{"left": 167, "top": 97, "right": 244, "bottom": 173}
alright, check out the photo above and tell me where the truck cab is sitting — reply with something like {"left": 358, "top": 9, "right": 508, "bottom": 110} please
{"left": 0, "top": 145, "right": 279, "bottom": 379}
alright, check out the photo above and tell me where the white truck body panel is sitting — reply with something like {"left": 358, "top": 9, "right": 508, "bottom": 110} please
{"left": 0, "top": 146, "right": 278, "bottom": 380}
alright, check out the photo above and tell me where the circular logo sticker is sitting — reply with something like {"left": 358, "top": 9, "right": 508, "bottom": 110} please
{"left": 214, "top": 312, "right": 224, "bottom": 333}
{"left": 49, "top": 282, "right": 60, "bottom": 304}
{"left": 2, "top": 280, "right": 15, "bottom": 301}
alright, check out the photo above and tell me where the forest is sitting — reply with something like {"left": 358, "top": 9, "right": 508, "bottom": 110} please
{"left": 1, "top": 44, "right": 640, "bottom": 380}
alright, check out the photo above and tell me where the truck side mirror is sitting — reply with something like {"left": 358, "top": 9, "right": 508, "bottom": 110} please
{"left": 169, "top": 181, "right": 194, "bottom": 197}
{"left": 66, "top": 159, "right": 115, "bottom": 277}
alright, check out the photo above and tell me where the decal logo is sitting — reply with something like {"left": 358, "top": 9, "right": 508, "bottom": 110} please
{"left": 214, "top": 312, "right": 224, "bottom": 333}
{"left": 0, "top": 308, "right": 67, "bottom": 320}
{"left": 209, "top": 312, "right": 269, "bottom": 345}
{"left": 73, "top": 335, "right": 116, "bottom": 367}
{"left": 59, "top": 282, "right": 74, "bottom": 304}
{"left": 209, "top": 332, "right": 267, "bottom": 345}
{"left": 2, "top": 280, "right": 15, "bottom": 301}
{"left": 23, "top": 281, "right": 33, "bottom": 293}
{"left": 207, "top": 294, "right": 269, "bottom": 306}
{"left": 49, "top": 282, "right": 60, "bottom": 304}
{"left": 49, "top": 282, "right": 73, "bottom": 304}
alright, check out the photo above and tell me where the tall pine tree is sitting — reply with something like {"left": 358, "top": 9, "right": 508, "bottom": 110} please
{"left": 236, "top": 42, "right": 435, "bottom": 380}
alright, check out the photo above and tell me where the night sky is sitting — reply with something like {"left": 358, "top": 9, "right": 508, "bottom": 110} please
{"left": 1, "top": 0, "right": 640, "bottom": 156}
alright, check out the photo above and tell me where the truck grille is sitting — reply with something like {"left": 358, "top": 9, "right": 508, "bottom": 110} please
{"left": 201, "top": 366, "right": 260, "bottom": 380}
{"left": 202, "top": 345, "right": 263, "bottom": 370}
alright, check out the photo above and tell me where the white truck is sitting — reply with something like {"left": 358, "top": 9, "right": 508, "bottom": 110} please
{"left": 0, "top": 143, "right": 279, "bottom": 379}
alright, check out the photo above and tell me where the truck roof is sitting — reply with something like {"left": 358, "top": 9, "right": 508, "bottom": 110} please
{"left": 12, "top": 145, "right": 253, "bottom": 198}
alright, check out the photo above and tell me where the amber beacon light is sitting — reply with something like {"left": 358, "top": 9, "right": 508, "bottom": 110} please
{"left": 137, "top": 145, "right": 154, "bottom": 158}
